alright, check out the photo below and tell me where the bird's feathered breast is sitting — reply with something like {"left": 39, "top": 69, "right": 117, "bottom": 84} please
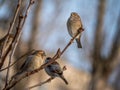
{"left": 67, "top": 17, "right": 82, "bottom": 37}
{"left": 20, "top": 55, "right": 43, "bottom": 72}
{"left": 47, "top": 62, "right": 63, "bottom": 75}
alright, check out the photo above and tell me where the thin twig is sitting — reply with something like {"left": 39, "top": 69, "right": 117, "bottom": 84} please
{"left": 61, "top": 29, "right": 84, "bottom": 55}
{"left": 1, "top": 0, "right": 22, "bottom": 58}
{"left": 0, "top": 0, "right": 22, "bottom": 69}
{"left": 0, "top": 49, "right": 35, "bottom": 72}
{"left": 41, "top": 29, "right": 84, "bottom": 69}
{"left": 27, "top": 77, "right": 54, "bottom": 90}
{"left": 0, "top": 34, "right": 14, "bottom": 60}
{"left": 5, "top": 13, "right": 23, "bottom": 86}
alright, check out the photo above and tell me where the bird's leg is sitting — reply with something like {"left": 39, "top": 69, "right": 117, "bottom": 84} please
{"left": 78, "top": 27, "right": 84, "bottom": 33}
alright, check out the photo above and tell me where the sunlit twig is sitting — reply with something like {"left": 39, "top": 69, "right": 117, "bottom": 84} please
{"left": 27, "top": 77, "right": 54, "bottom": 90}
{"left": 3, "top": 0, "right": 35, "bottom": 90}
{"left": 0, "top": 0, "right": 22, "bottom": 70}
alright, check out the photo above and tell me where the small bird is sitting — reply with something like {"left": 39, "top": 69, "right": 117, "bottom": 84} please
{"left": 12, "top": 50, "right": 46, "bottom": 79}
{"left": 67, "top": 12, "right": 84, "bottom": 48}
{"left": 44, "top": 57, "right": 68, "bottom": 85}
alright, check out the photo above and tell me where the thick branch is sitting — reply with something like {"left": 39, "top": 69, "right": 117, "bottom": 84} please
{"left": 92, "top": 0, "right": 106, "bottom": 61}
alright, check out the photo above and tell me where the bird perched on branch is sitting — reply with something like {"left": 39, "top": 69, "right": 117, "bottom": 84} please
{"left": 44, "top": 57, "right": 68, "bottom": 85}
{"left": 12, "top": 50, "right": 46, "bottom": 79}
{"left": 67, "top": 12, "right": 84, "bottom": 48}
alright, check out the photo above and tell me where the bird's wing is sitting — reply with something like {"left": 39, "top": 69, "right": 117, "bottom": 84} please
{"left": 20, "top": 56, "right": 33, "bottom": 72}
{"left": 67, "top": 18, "right": 73, "bottom": 37}
{"left": 48, "top": 62, "right": 62, "bottom": 74}
{"left": 67, "top": 18, "right": 70, "bottom": 30}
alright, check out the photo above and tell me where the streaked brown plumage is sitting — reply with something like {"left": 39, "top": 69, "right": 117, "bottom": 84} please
{"left": 12, "top": 50, "right": 46, "bottom": 79}
{"left": 67, "top": 12, "right": 83, "bottom": 48}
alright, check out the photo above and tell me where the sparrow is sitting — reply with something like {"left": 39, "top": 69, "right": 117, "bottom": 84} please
{"left": 44, "top": 57, "right": 68, "bottom": 85}
{"left": 67, "top": 12, "right": 84, "bottom": 48}
{"left": 12, "top": 50, "right": 46, "bottom": 79}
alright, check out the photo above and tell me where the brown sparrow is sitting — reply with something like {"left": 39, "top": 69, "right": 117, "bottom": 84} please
{"left": 44, "top": 57, "right": 68, "bottom": 85}
{"left": 67, "top": 12, "right": 84, "bottom": 48}
{"left": 12, "top": 50, "right": 46, "bottom": 79}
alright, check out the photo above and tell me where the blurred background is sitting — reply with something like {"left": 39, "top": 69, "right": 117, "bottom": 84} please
{"left": 0, "top": 0, "right": 120, "bottom": 90}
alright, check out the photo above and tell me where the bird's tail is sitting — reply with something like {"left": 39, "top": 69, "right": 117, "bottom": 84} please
{"left": 60, "top": 75, "right": 68, "bottom": 85}
{"left": 76, "top": 38, "right": 82, "bottom": 48}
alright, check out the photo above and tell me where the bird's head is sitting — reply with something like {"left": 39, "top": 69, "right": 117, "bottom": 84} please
{"left": 70, "top": 12, "right": 80, "bottom": 19}
{"left": 45, "top": 57, "right": 52, "bottom": 63}
{"left": 32, "top": 50, "right": 46, "bottom": 59}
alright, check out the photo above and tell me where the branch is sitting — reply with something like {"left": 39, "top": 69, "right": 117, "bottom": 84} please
{"left": 92, "top": 0, "right": 106, "bottom": 61}
{"left": 27, "top": 66, "right": 67, "bottom": 90}
{"left": 0, "top": 34, "right": 15, "bottom": 69}
{"left": 4, "top": 15, "right": 24, "bottom": 88}
{"left": 1, "top": 0, "right": 22, "bottom": 59}
{"left": 90, "top": 0, "right": 106, "bottom": 90}
{"left": 27, "top": 77, "right": 54, "bottom": 90}
{"left": 54, "top": 28, "right": 84, "bottom": 60}
{"left": 0, "top": 34, "right": 14, "bottom": 58}
{"left": 4, "top": 0, "right": 35, "bottom": 88}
